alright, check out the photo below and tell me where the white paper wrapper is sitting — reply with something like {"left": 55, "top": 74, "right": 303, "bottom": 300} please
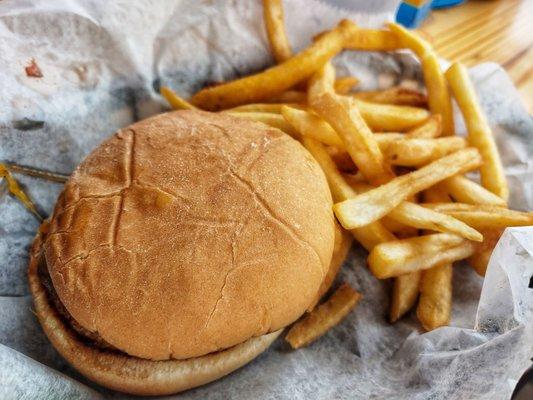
{"left": 0, "top": 1, "right": 531, "bottom": 399}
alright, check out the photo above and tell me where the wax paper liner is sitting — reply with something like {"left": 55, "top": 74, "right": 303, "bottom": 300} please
{"left": 0, "top": 1, "right": 531, "bottom": 399}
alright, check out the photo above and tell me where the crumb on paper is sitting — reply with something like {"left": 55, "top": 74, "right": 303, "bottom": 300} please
{"left": 25, "top": 59, "right": 43, "bottom": 78}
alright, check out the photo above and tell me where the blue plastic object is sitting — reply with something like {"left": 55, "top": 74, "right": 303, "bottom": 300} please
{"left": 396, "top": 0, "right": 466, "bottom": 28}
{"left": 432, "top": 0, "right": 465, "bottom": 10}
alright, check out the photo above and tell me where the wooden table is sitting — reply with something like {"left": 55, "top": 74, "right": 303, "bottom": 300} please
{"left": 418, "top": 0, "right": 532, "bottom": 112}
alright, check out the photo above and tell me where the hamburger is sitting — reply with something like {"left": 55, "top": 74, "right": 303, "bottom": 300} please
{"left": 29, "top": 110, "right": 341, "bottom": 395}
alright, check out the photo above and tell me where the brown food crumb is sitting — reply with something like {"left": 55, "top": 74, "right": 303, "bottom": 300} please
{"left": 25, "top": 59, "right": 43, "bottom": 78}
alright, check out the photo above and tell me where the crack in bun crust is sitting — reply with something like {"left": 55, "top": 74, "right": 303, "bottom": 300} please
{"left": 40, "top": 110, "right": 335, "bottom": 361}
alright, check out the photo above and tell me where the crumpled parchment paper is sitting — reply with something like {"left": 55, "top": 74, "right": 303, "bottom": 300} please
{"left": 0, "top": 1, "right": 532, "bottom": 399}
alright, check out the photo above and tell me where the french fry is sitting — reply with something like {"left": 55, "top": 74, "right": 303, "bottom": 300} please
{"left": 267, "top": 90, "right": 307, "bottom": 103}
{"left": 390, "top": 272, "right": 421, "bottom": 322}
{"left": 353, "top": 99, "right": 430, "bottom": 132}
{"left": 388, "top": 23, "right": 454, "bottom": 135}
{"left": 281, "top": 106, "right": 343, "bottom": 147}
{"left": 352, "top": 86, "right": 427, "bottom": 107}
{"left": 388, "top": 202, "right": 483, "bottom": 241}
{"left": 340, "top": 179, "right": 481, "bottom": 241}
{"left": 308, "top": 61, "right": 336, "bottom": 96}
{"left": 311, "top": 221, "right": 353, "bottom": 309}
{"left": 334, "top": 77, "right": 359, "bottom": 94}
{"left": 263, "top": 0, "right": 293, "bottom": 63}
{"left": 381, "top": 216, "right": 418, "bottom": 237}
{"left": 227, "top": 112, "right": 299, "bottom": 137}
{"left": 327, "top": 147, "right": 357, "bottom": 173}
{"left": 420, "top": 54, "right": 455, "bottom": 135}
{"left": 308, "top": 65, "right": 394, "bottom": 185}
{"left": 286, "top": 283, "right": 362, "bottom": 349}
{"left": 368, "top": 233, "right": 476, "bottom": 278}
{"left": 374, "top": 133, "right": 405, "bottom": 152}
{"left": 333, "top": 148, "right": 482, "bottom": 229}
{"left": 191, "top": 21, "right": 358, "bottom": 110}
{"left": 302, "top": 138, "right": 361, "bottom": 202}
{"left": 303, "top": 138, "right": 396, "bottom": 250}
{"left": 406, "top": 114, "right": 442, "bottom": 138}
{"left": 160, "top": 86, "right": 197, "bottom": 110}
{"left": 468, "top": 229, "right": 503, "bottom": 276}
{"left": 340, "top": 20, "right": 402, "bottom": 51}
{"left": 0, "top": 163, "right": 41, "bottom": 219}
{"left": 282, "top": 106, "right": 418, "bottom": 152}
{"left": 388, "top": 198, "right": 422, "bottom": 322}
{"left": 417, "top": 262, "right": 452, "bottom": 330}
{"left": 385, "top": 137, "right": 467, "bottom": 167}
{"left": 424, "top": 183, "right": 452, "bottom": 203}
{"left": 446, "top": 63, "right": 509, "bottom": 201}
{"left": 421, "top": 203, "right": 533, "bottom": 228}
{"left": 227, "top": 103, "right": 296, "bottom": 113}
{"left": 439, "top": 175, "right": 507, "bottom": 207}
{"left": 416, "top": 187, "right": 453, "bottom": 331}
{"left": 387, "top": 23, "right": 431, "bottom": 57}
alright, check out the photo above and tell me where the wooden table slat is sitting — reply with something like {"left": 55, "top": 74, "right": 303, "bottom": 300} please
{"left": 419, "top": 0, "right": 532, "bottom": 112}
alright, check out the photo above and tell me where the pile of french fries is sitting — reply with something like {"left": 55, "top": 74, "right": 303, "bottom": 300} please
{"left": 159, "top": 0, "right": 532, "bottom": 345}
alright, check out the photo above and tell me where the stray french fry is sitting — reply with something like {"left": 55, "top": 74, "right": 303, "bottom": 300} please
{"left": 308, "top": 65, "right": 394, "bottom": 185}
{"left": 446, "top": 63, "right": 509, "bottom": 201}
{"left": 388, "top": 23, "right": 454, "bottom": 135}
{"left": 303, "top": 138, "right": 396, "bottom": 250}
{"left": 160, "top": 86, "right": 197, "bottom": 110}
{"left": 311, "top": 221, "right": 353, "bottom": 309}
{"left": 468, "top": 229, "right": 504, "bottom": 276}
{"left": 334, "top": 148, "right": 482, "bottom": 229}
{"left": 0, "top": 163, "right": 41, "bottom": 219}
{"left": 390, "top": 272, "right": 421, "bottom": 322}
{"left": 439, "top": 175, "right": 507, "bottom": 207}
{"left": 421, "top": 203, "right": 533, "bottom": 228}
{"left": 353, "top": 99, "right": 430, "bottom": 132}
{"left": 191, "top": 21, "right": 358, "bottom": 110}
{"left": 385, "top": 137, "right": 467, "bottom": 167}
{"left": 281, "top": 106, "right": 343, "bottom": 147}
{"left": 340, "top": 20, "right": 402, "bottom": 51}
{"left": 417, "top": 262, "right": 452, "bottom": 330}
{"left": 406, "top": 115, "right": 442, "bottom": 138}
{"left": 353, "top": 86, "right": 427, "bottom": 107}
{"left": 263, "top": 0, "right": 293, "bottom": 63}
{"left": 286, "top": 283, "right": 362, "bottom": 349}
{"left": 334, "top": 77, "right": 359, "bottom": 94}
{"left": 227, "top": 112, "right": 299, "bottom": 137}
{"left": 388, "top": 202, "right": 483, "bottom": 241}
{"left": 368, "top": 233, "right": 476, "bottom": 278}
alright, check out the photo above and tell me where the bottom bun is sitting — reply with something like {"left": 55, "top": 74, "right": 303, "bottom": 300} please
{"left": 28, "top": 233, "right": 281, "bottom": 396}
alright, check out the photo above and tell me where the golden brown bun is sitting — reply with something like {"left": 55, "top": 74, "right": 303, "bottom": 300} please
{"left": 43, "top": 110, "right": 335, "bottom": 361}
{"left": 310, "top": 221, "right": 353, "bottom": 310}
{"left": 28, "top": 232, "right": 281, "bottom": 396}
